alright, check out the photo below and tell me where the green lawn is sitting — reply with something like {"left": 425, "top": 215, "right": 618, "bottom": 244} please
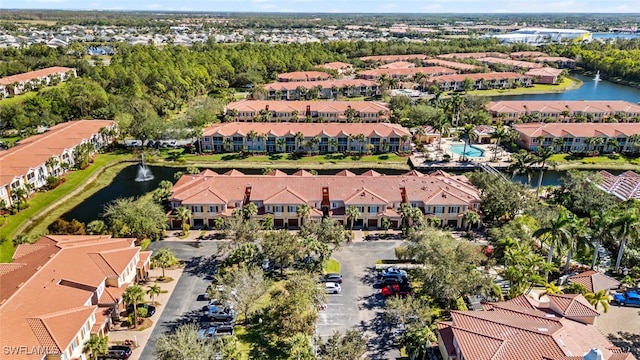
{"left": 0, "top": 136, "right": 22, "bottom": 147}
{"left": 323, "top": 259, "right": 341, "bottom": 274}
{"left": 0, "top": 153, "right": 134, "bottom": 262}
{"left": 549, "top": 153, "right": 640, "bottom": 170}
{"left": 463, "top": 77, "right": 578, "bottom": 97}
{"left": 0, "top": 91, "right": 37, "bottom": 106}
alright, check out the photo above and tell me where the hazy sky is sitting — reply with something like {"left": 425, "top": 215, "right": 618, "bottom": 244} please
{"left": 6, "top": 0, "right": 640, "bottom": 13}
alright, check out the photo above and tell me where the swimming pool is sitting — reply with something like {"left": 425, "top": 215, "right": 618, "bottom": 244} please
{"left": 449, "top": 144, "right": 484, "bottom": 158}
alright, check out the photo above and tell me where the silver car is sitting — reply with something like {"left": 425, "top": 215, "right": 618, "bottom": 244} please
{"left": 325, "top": 282, "right": 341, "bottom": 294}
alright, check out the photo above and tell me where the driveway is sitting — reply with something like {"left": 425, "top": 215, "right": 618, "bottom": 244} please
{"left": 597, "top": 302, "right": 640, "bottom": 358}
{"left": 317, "top": 240, "right": 403, "bottom": 360}
{"left": 139, "top": 240, "right": 227, "bottom": 360}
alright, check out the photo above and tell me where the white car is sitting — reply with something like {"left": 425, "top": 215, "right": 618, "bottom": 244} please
{"left": 325, "top": 282, "right": 341, "bottom": 294}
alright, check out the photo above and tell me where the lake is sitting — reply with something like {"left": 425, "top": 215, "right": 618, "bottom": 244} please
{"left": 490, "top": 73, "right": 640, "bottom": 103}
{"left": 593, "top": 33, "right": 640, "bottom": 40}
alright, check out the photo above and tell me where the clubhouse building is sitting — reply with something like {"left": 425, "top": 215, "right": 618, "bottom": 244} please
{"left": 201, "top": 122, "right": 411, "bottom": 153}
{"left": 169, "top": 169, "right": 481, "bottom": 230}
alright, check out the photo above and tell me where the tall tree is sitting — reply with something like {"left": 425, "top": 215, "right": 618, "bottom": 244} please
{"left": 459, "top": 124, "right": 477, "bottom": 161}
{"left": 175, "top": 206, "right": 192, "bottom": 235}
{"left": 123, "top": 285, "right": 145, "bottom": 328}
{"left": 296, "top": 203, "right": 311, "bottom": 227}
{"left": 153, "top": 248, "right": 179, "bottom": 279}
{"left": 83, "top": 334, "right": 108, "bottom": 360}
{"left": 535, "top": 146, "right": 555, "bottom": 198}
{"left": 585, "top": 290, "right": 610, "bottom": 313}
{"left": 533, "top": 207, "right": 576, "bottom": 269}
{"left": 316, "top": 330, "right": 367, "bottom": 360}
{"left": 214, "top": 265, "right": 269, "bottom": 324}
{"left": 146, "top": 284, "right": 162, "bottom": 305}
{"left": 612, "top": 207, "right": 640, "bottom": 272}
{"left": 345, "top": 205, "right": 360, "bottom": 230}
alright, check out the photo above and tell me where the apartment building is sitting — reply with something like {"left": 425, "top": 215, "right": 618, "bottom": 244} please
{"left": 262, "top": 79, "right": 379, "bottom": 100}
{"left": 438, "top": 294, "right": 635, "bottom": 360}
{"left": 357, "top": 66, "right": 456, "bottom": 81}
{"left": 316, "top": 61, "right": 353, "bottom": 75}
{"left": 201, "top": 122, "right": 411, "bottom": 153}
{"left": 169, "top": 169, "right": 481, "bottom": 230}
{"left": 0, "top": 235, "right": 151, "bottom": 360}
{"left": 223, "top": 100, "right": 390, "bottom": 122}
{"left": 0, "top": 67, "right": 76, "bottom": 98}
{"left": 0, "top": 120, "right": 116, "bottom": 208}
{"left": 512, "top": 122, "right": 640, "bottom": 153}
{"left": 428, "top": 72, "right": 532, "bottom": 92}
{"left": 487, "top": 100, "right": 640, "bottom": 123}
{"left": 359, "top": 54, "right": 428, "bottom": 63}
{"left": 277, "top": 71, "right": 332, "bottom": 82}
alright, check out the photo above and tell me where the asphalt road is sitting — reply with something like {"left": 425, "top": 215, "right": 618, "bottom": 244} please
{"left": 317, "top": 240, "right": 402, "bottom": 360}
{"left": 139, "top": 240, "right": 226, "bottom": 360}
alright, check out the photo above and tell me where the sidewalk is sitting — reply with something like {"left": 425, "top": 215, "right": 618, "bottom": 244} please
{"left": 108, "top": 266, "right": 184, "bottom": 360}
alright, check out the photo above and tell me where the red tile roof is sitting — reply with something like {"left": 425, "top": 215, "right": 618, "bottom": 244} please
{"left": 567, "top": 270, "right": 620, "bottom": 293}
{"left": 317, "top": 61, "right": 352, "bottom": 70}
{"left": 526, "top": 67, "right": 564, "bottom": 77}
{"left": 597, "top": 170, "right": 640, "bottom": 201}
{"left": 203, "top": 122, "right": 409, "bottom": 138}
{"left": 511, "top": 51, "right": 548, "bottom": 58}
{"left": 424, "top": 58, "right": 484, "bottom": 72}
{"left": 0, "top": 67, "right": 73, "bottom": 86}
{"left": 263, "top": 79, "right": 377, "bottom": 91}
{"left": 430, "top": 72, "right": 530, "bottom": 83}
{"left": 488, "top": 100, "right": 640, "bottom": 116}
{"left": 358, "top": 66, "right": 455, "bottom": 78}
{"left": 438, "top": 294, "right": 635, "bottom": 360}
{"left": 379, "top": 61, "right": 415, "bottom": 69}
{"left": 0, "top": 120, "right": 115, "bottom": 187}
{"left": 277, "top": 71, "right": 331, "bottom": 81}
{"left": 359, "top": 54, "right": 427, "bottom": 62}
{"left": 225, "top": 99, "right": 389, "bottom": 115}
{"left": 478, "top": 57, "right": 544, "bottom": 69}
{"left": 438, "top": 52, "right": 508, "bottom": 59}
{"left": 512, "top": 122, "right": 640, "bottom": 138}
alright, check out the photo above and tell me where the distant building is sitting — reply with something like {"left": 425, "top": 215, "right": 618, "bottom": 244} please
{"left": 0, "top": 235, "right": 151, "bottom": 360}
{"left": 437, "top": 52, "right": 508, "bottom": 60}
{"left": 0, "top": 66, "right": 76, "bottom": 98}
{"left": 428, "top": 72, "right": 532, "bottom": 92}
{"left": 201, "top": 122, "right": 411, "bottom": 153}
{"left": 359, "top": 54, "right": 427, "bottom": 63}
{"left": 357, "top": 66, "right": 456, "bottom": 81}
{"left": 487, "top": 100, "right": 640, "bottom": 123}
{"left": 224, "top": 100, "right": 390, "bottom": 123}
{"left": 512, "top": 122, "right": 640, "bottom": 152}
{"left": 473, "top": 125, "right": 496, "bottom": 144}
{"left": 169, "top": 169, "right": 481, "bottom": 229}
{"left": 262, "top": 79, "right": 379, "bottom": 100}
{"left": 277, "top": 71, "right": 332, "bottom": 82}
{"left": 525, "top": 67, "right": 564, "bottom": 84}
{"left": 437, "top": 294, "right": 635, "bottom": 360}
{"left": 423, "top": 58, "right": 484, "bottom": 73}
{"left": 490, "top": 27, "right": 592, "bottom": 44}
{"left": 316, "top": 61, "right": 353, "bottom": 75}
{"left": 379, "top": 61, "right": 415, "bottom": 69}
{"left": 510, "top": 51, "right": 548, "bottom": 59}
{"left": 0, "top": 120, "right": 116, "bottom": 208}
{"left": 534, "top": 56, "right": 576, "bottom": 69}
{"left": 477, "top": 56, "right": 544, "bottom": 70}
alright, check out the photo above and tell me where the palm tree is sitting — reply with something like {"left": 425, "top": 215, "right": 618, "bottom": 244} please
{"left": 543, "top": 282, "right": 564, "bottom": 296}
{"left": 533, "top": 208, "right": 575, "bottom": 277}
{"left": 462, "top": 211, "right": 481, "bottom": 231}
{"left": 563, "top": 217, "right": 590, "bottom": 274}
{"left": 611, "top": 207, "right": 640, "bottom": 272}
{"left": 356, "top": 133, "right": 367, "bottom": 156}
{"left": 45, "top": 156, "right": 59, "bottom": 177}
{"left": 346, "top": 205, "right": 360, "bottom": 230}
{"left": 83, "top": 334, "right": 108, "bottom": 360}
{"left": 123, "top": 285, "right": 146, "bottom": 328}
{"left": 508, "top": 150, "right": 536, "bottom": 184}
{"left": 247, "top": 130, "right": 258, "bottom": 149}
{"left": 294, "top": 131, "right": 305, "bottom": 152}
{"left": 490, "top": 124, "right": 509, "bottom": 161}
{"left": 297, "top": 203, "right": 311, "bottom": 227}
{"left": 606, "top": 138, "right": 619, "bottom": 153}
{"left": 329, "top": 138, "right": 338, "bottom": 153}
{"left": 432, "top": 118, "right": 450, "bottom": 150}
{"left": 535, "top": 146, "right": 555, "bottom": 198}
{"left": 13, "top": 187, "right": 28, "bottom": 211}
{"left": 146, "top": 284, "right": 162, "bottom": 305}
{"left": 459, "top": 124, "right": 477, "bottom": 161}
{"left": 585, "top": 290, "right": 610, "bottom": 313}
{"left": 563, "top": 282, "right": 588, "bottom": 295}
{"left": 590, "top": 213, "right": 614, "bottom": 269}
{"left": 175, "top": 206, "right": 192, "bottom": 235}
{"left": 223, "top": 137, "right": 232, "bottom": 152}
{"left": 552, "top": 138, "right": 566, "bottom": 153}
{"left": 399, "top": 326, "right": 436, "bottom": 360}
{"left": 310, "top": 136, "right": 321, "bottom": 154}
{"left": 276, "top": 138, "right": 286, "bottom": 153}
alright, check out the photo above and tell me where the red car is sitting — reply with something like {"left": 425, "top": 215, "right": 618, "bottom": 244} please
{"left": 381, "top": 284, "right": 413, "bottom": 297}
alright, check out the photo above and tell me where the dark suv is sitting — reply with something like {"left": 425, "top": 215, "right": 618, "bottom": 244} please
{"left": 98, "top": 345, "right": 132, "bottom": 359}
{"left": 127, "top": 303, "right": 156, "bottom": 317}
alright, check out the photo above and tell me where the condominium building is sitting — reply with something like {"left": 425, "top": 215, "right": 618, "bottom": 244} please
{"left": 169, "top": 169, "right": 481, "bottom": 230}
{"left": 423, "top": 58, "right": 485, "bottom": 73}
{"left": 357, "top": 66, "right": 456, "bottom": 81}
{"left": 277, "top": 71, "right": 331, "bottom": 82}
{"left": 0, "top": 235, "right": 151, "bottom": 360}
{"left": 487, "top": 100, "right": 640, "bottom": 123}
{"left": 512, "top": 122, "right": 640, "bottom": 153}
{"left": 262, "top": 79, "right": 379, "bottom": 100}
{"left": 201, "top": 122, "right": 411, "bottom": 153}
{"left": 428, "top": 72, "right": 532, "bottom": 92}
{"left": 477, "top": 56, "right": 544, "bottom": 70}
{"left": 316, "top": 61, "right": 353, "bottom": 75}
{"left": 438, "top": 294, "right": 635, "bottom": 360}
{"left": 359, "top": 54, "right": 428, "bottom": 63}
{"left": 0, "top": 67, "right": 76, "bottom": 98}
{"left": 224, "top": 100, "right": 390, "bottom": 122}
{"left": 0, "top": 120, "right": 116, "bottom": 208}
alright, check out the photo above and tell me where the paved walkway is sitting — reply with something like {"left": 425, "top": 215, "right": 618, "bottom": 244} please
{"left": 108, "top": 266, "right": 184, "bottom": 360}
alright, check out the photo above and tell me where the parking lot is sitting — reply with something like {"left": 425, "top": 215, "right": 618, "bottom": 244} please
{"left": 139, "top": 238, "right": 404, "bottom": 360}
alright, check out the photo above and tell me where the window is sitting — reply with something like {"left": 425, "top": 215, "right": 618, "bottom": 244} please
{"left": 204, "top": 137, "right": 211, "bottom": 142}
{"left": 434, "top": 206, "right": 444, "bottom": 214}
{"left": 273, "top": 206, "right": 283, "bottom": 213}
{"left": 209, "top": 205, "right": 218, "bottom": 213}
{"left": 449, "top": 206, "right": 459, "bottom": 214}
{"left": 288, "top": 205, "right": 297, "bottom": 213}
{"left": 192, "top": 205, "right": 203, "bottom": 213}
{"left": 369, "top": 206, "right": 377, "bottom": 213}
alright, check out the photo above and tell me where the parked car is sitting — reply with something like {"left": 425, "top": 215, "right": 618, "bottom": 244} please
{"left": 213, "top": 324, "right": 235, "bottom": 337}
{"left": 613, "top": 291, "right": 640, "bottom": 306}
{"left": 381, "top": 284, "right": 413, "bottom": 297}
{"left": 381, "top": 267, "right": 407, "bottom": 278}
{"left": 321, "top": 273, "right": 343, "bottom": 284}
{"left": 126, "top": 303, "right": 156, "bottom": 317}
{"left": 198, "top": 326, "right": 217, "bottom": 339}
{"left": 210, "top": 306, "right": 237, "bottom": 322}
{"left": 98, "top": 345, "right": 132, "bottom": 359}
{"left": 381, "top": 276, "right": 408, "bottom": 285}
{"left": 325, "top": 282, "right": 342, "bottom": 294}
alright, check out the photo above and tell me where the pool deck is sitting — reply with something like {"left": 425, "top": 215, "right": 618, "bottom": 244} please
{"left": 410, "top": 139, "right": 515, "bottom": 171}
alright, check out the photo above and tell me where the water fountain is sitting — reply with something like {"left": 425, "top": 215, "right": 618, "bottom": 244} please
{"left": 135, "top": 154, "right": 154, "bottom": 182}
{"left": 594, "top": 70, "right": 601, "bottom": 82}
